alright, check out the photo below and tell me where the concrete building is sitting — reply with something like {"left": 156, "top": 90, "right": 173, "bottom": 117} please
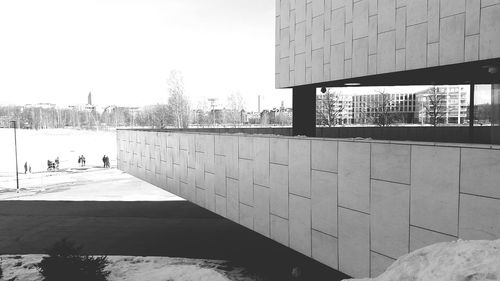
{"left": 117, "top": 1, "right": 500, "bottom": 279}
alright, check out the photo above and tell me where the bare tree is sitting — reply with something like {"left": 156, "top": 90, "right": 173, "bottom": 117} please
{"left": 368, "top": 90, "right": 397, "bottom": 127}
{"left": 316, "top": 89, "right": 347, "bottom": 127}
{"left": 423, "top": 87, "right": 447, "bottom": 127}
{"left": 167, "top": 70, "right": 190, "bottom": 128}
{"left": 226, "top": 92, "right": 245, "bottom": 126}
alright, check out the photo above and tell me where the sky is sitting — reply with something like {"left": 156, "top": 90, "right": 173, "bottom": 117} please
{"left": 0, "top": 1, "right": 492, "bottom": 111}
{"left": 0, "top": 0, "right": 291, "bottom": 111}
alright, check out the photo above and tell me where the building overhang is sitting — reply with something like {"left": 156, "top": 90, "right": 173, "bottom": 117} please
{"left": 288, "top": 58, "right": 500, "bottom": 90}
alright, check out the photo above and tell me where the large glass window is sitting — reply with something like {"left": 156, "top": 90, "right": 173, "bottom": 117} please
{"left": 316, "top": 85, "right": 471, "bottom": 127}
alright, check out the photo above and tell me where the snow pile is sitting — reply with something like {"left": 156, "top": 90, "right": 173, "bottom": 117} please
{"left": 0, "top": 255, "right": 254, "bottom": 281}
{"left": 345, "top": 239, "right": 500, "bottom": 281}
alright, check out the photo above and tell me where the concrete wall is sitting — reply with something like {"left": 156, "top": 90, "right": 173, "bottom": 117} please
{"left": 275, "top": 0, "right": 500, "bottom": 88}
{"left": 117, "top": 130, "right": 500, "bottom": 278}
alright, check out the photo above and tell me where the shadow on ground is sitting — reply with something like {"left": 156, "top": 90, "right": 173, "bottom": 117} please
{"left": 0, "top": 200, "right": 350, "bottom": 281}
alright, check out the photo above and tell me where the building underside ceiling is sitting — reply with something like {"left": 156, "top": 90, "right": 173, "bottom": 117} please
{"left": 295, "top": 58, "right": 500, "bottom": 89}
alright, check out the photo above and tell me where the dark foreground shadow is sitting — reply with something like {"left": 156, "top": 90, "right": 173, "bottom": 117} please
{"left": 0, "top": 200, "right": 350, "bottom": 281}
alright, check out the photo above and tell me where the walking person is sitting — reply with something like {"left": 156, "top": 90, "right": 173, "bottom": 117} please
{"left": 105, "top": 155, "right": 110, "bottom": 168}
{"left": 82, "top": 155, "right": 86, "bottom": 166}
{"left": 102, "top": 155, "right": 107, "bottom": 168}
{"left": 78, "top": 155, "right": 82, "bottom": 166}
{"left": 55, "top": 157, "right": 60, "bottom": 170}
{"left": 24, "top": 162, "right": 28, "bottom": 174}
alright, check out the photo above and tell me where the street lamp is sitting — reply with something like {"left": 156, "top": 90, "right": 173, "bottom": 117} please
{"left": 10, "top": 121, "right": 19, "bottom": 193}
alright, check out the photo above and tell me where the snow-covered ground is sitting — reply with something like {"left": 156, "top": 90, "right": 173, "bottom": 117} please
{"left": 345, "top": 239, "right": 500, "bottom": 281}
{"left": 0, "top": 128, "right": 117, "bottom": 176}
{"left": 0, "top": 255, "right": 255, "bottom": 281}
{"left": 0, "top": 167, "right": 181, "bottom": 201}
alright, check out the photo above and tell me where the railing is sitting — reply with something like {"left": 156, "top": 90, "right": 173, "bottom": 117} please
{"left": 123, "top": 125, "right": 500, "bottom": 144}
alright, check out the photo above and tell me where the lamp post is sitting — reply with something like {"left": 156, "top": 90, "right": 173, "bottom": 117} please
{"left": 10, "top": 121, "right": 19, "bottom": 193}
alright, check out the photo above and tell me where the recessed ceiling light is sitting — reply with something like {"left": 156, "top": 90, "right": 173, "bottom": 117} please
{"left": 344, "top": 83, "right": 361, "bottom": 86}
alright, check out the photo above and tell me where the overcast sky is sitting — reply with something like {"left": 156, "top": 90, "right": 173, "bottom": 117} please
{"left": 0, "top": 0, "right": 292, "bottom": 110}
{"left": 0, "top": 0, "right": 491, "bottom": 111}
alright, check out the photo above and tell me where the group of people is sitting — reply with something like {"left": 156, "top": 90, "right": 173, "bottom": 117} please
{"left": 102, "top": 155, "right": 110, "bottom": 168}
{"left": 78, "top": 155, "right": 86, "bottom": 166}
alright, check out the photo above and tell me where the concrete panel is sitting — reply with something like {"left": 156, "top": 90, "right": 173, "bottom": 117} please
{"left": 461, "top": 148, "right": 500, "bottom": 199}
{"left": 270, "top": 137, "right": 288, "bottom": 165}
{"left": 396, "top": 48, "right": 405, "bottom": 70}
{"left": 439, "top": 14, "right": 465, "bottom": 65}
{"left": 271, "top": 214, "right": 289, "bottom": 246}
{"left": 378, "top": 0, "right": 396, "bottom": 33}
{"left": 195, "top": 152, "right": 204, "bottom": 189}
{"left": 238, "top": 137, "right": 253, "bottom": 160}
{"left": 281, "top": 0, "right": 290, "bottom": 29}
{"left": 409, "top": 226, "right": 457, "bottom": 252}
{"left": 215, "top": 194, "right": 227, "bottom": 217}
{"left": 331, "top": 43, "right": 345, "bottom": 79}
{"left": 369, "top": 0, "right": 377, "bottom": 15}
{"left": 339, "top": 208, "right": 370, "bottom": 278}
{"left": 214, "top": 155, "right": 226, "bottom": 196}
{"left": 204, "top": 135, "right": 215, "bottom": 174}
{"left": 311, "top": 169, "right": 338, "bottom": 236}
{"left": 270, "top": 163, "right": 289, "bottom": 218}
{"left": 224, "top": 136, "right": 239, "bottom": 179}
{"left": 369, "top": 15, "right": 378, "bottom": 55}
{"left": 279, "top": 58, "right": 290, "bottom": 88}
{"left": 307, "top": 2, "right": 313, "bottom": 35}
{"left": 312, "top": 140, "right": 338, "bottom": 172}
{"left": 352, "top": 37, "right": 368, "bottom": 77}
{"left": 196, "top": 187, "right": 206, "bottom": 208}
{"left": 253, "top": 137, "right": 270, "bottom": 187}
{"left": 345, "top": 23, "right": 353, "bottom": 59}
{"left": 187, "top": 135, "right": 196, "bottom": 168}
{"left": 312, "top": 15, "right": 325, "bottom": 50}
{"left": 312, "top": 48, "right": 324, "bottom": 82}
{"left": 312, "top": 230, "right": 339, "bottom": 269}
{"left": 289, "top": 139, "right": 311, "bottom": 198}
{"left": 227, "top": 178, "right": 239, "bottom": 222}
{"left": 238, "top": 159, "right": 254, "bottom": 206}
{"left": 370, "top": 252, "right": 395, "bottom": 278}
{"left": 395, "top": 6, "right": 406, "bottom": 49}
{"left": 187, "top": 168, "right": 196, "bottom": 202}
{"left": 371, "top": 143, "right": 410, "bottom": 184}
{"left": 406, "top": 0, "right": 426, "bottom": 25}
{"left": 410, "top": 146, "right": 460, "bottom": 236}
{"left": 377, "top": 31, "right": 396, "bottom": 73}
{"left": 180, "top": 181, "right": 189, "bottom": 200}
{"left": 313, "top": 0, "right": 324, "bottom": 17}
{"left": 353, "top": 0, "right": 369, "bottom": 39}
{"left": 179, "top": 150, "right": 188, "bottom": 182}
{"left": 205, "top": 172, "right": 215, "bottom": 212}
{"left": 459, "top": 194, "right": 500, "bottom": 240}
{"left": 482, "top": 0, "right": 500, "bottom": 6}
{"left": 465, "top": 35, "right": 479, "bottom": 61}
{"left": 427, "top": 42, "right": 439, "bottom": 67}
{"left": 332, "top": 0, "right": 345, "bottom": 10}
{"left": 295, "top": 53, "right": 306, "bottom": 85}
{"left": 296, "top": 0, "right": 306, "bottom": 22}
{"left": 465, "top": 0, "right": 480, "bottom": 35}
{"left": 254, "top": 185, "right": 270, "bottom": 237}
{"left": 371, "top": 180, "right": 409, "bottom": 259}
{"left": 331, "top": 8, "right": 346, "bottom": 44}
{"left": 480, "top": 4, "right": 500, "bottom": 59}
{"left": 406, "top": 23, "right": 427, "bottom": 69}
{"left": 338, "top": 142, "right": 370, "bottom": 213}
{"left": 427, "top": 0, "right": 440, "bottom": 43}
{"left": 296, "top": 22, "right": 307, "bottom": 55}
{"left": 345, "top": 0, "right": 353, "bottom": 22}
{"left": 214, "top": 135, "right": 224, "bottom": 155}
{"left": 239, "top": 203, "right": 254, "bottom": 230}
{"left": 368, "top": 54, "right": 377, "bottom": 74}
{"left": 289, "top": 194, "right": 312, "bottom": 256}
{"left": 440, "top": 0, "right": 465, "bottom": 17}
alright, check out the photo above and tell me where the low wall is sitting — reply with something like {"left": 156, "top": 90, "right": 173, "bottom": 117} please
{"left": 117, "top": 129, "right": 500, "bottom": 278}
